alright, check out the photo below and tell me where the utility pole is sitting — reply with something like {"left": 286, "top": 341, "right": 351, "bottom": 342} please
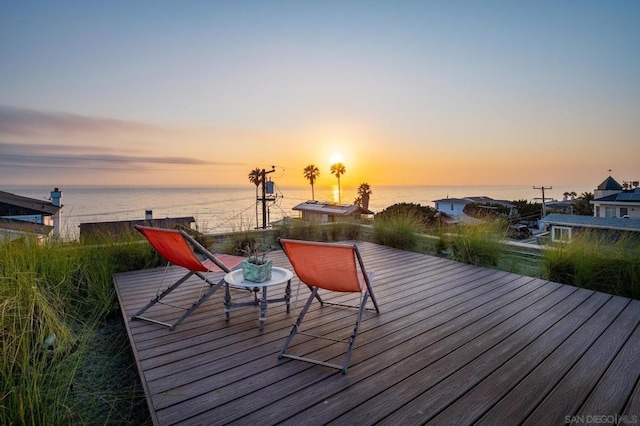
{"left": 533, "top": 185, "right": 552, "bottom": 218}
{"left": 258, "top": 166, "right": 276, "bottom": 229}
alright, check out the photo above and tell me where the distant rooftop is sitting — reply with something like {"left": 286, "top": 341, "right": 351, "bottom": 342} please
{"left": 292, "top": 200, "right": 373, "bottom": 216}
{"left": 597, "top": 176, "right": 623, "bottom": 191}
{"left": 432, "top": 196, "right": 514, "bottom": 207}
{"left": 592, "top": 188, "right": 640, "bottom": 203}
{"left": 540, "top": 213, "right": 640, "bottom": 232}
{"left": 0, "top": 190, "right": 60, "bottom": 215}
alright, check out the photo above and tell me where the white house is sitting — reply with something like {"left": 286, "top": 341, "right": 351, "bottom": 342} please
{"left": 540, "top": 213, "right": 640, "bottom": 243}
{"left": 591, "top": 176, "right": 640, "bottom": 219}
{"left": 0, "top": 188, "right": 63, "bottom": 242}
{"left": 433, "top": 196, "right": 514, "bottom": 220}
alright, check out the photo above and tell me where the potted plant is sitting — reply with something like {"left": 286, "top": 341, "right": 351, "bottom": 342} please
{"left": 241, "top": 241, "right": 272, "bottom": 283}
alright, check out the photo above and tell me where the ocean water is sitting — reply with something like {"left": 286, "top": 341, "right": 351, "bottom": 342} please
{"left": 5, "top": 184, "right": 593, "bottom": 240}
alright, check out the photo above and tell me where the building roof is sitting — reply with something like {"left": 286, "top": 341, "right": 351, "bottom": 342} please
{"left": 292, "top": 201, "right": 373, "bottom": 216}
{"left": 597, "top": 176, "right": 623, "bottom": 191}
{"left": 433, "top": 196, "right": 514, "bottom": 208}
{"left": 592, "top": 188, "right": 640, "bottom": 203}
{"left": 0, "top": 217, "right": 54, "bottom": 236}
{"left": 433, "top": 197, "right": 469, "bottom": 204}
{"left": 615, "top": 188, "right": 640, "bottom": 201}
{"left": 0, "top": 190, "right": 61, "bottom": 216}
{"left": 80, "top": 216, "right": 196, "bottom": 238}
{"left": 540, "top": 213, "right": 640, "bottom": 232}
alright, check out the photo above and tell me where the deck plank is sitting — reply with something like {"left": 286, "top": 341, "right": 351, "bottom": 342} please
{"left": 113, "top": 241, "right": 640, "bottom": 425}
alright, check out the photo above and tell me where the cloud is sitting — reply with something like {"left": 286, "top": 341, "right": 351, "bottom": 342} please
{"left": 0, "top": 141, "right": 242, "bottom": 170}
{"left": 0, "top": 105, "right": 165, "bottom": 138}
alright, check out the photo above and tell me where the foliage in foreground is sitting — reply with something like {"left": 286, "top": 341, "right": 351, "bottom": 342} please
{"left": 1, "top": 234, "right": 161, "bottom": 425}
{"left": 436, "top": 220, "right": 508, "bottom": 267}
{"left": 542, "top": 232, "right": 640, "bottom": 299}
{"left": 373, "top": 209, "right": 426, "bottom": 251}
{"left": 274, "top": 219, "right": 361, "bottom": 243}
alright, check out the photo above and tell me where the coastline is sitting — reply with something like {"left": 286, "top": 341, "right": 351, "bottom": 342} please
{"left": 4, "top": 184, "right": 595, "bottom": 241}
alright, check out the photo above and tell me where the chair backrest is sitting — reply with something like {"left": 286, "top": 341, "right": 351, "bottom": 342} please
{"left": 136, "top": 225, "right": 210, "bottom": 273}
{"left": 279, "top": 239, "right": 364, "bottom": 293}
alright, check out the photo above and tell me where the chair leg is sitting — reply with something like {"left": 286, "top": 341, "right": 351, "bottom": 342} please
{"left": 131, "top": 271, "right": 194, "bottom": 327}
{"left": 280, "top": 288, "right": 369, "bottom": 374}
{"left": 132, "top": 271, "right": 226, "bottom": 330}
{"left": 169, "top": 274, "right": 225, "bottom": 330}
{"left": 341, "top": 292, "right": 369, "bottom": 373}
{"left": 279, "top": 287, "right": 317, "bottom": 359}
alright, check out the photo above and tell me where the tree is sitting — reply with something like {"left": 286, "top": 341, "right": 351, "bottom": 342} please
{"left": 375, "top": 202, "right": 438, "bottom": 227}
{"left": 330, "top": 162, "right": 346, "bottom": 203}
{"left": 248, "top": 168, "right": 262, "bottom": 229}
{"left": 511, "top": 200, "right": 542, "bottom": 223}
{"left": 574, "top": 192, "right": 594, "bottom": 216}
{"left": 355, "top": 183, "right": 372, "bottom": 210}
{"left": 303, "top": 164, "right": 320, "bottom": 201}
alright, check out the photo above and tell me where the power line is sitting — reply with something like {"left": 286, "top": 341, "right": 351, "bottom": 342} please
{"left": 533, "top": 186, "right": 552, "bottom": 217}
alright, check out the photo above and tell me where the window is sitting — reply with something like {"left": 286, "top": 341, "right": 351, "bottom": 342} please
{"left": 620, "top": 207, "right": 629, "bottom": 217}
{"left": 595, "top": 206, "right": 600, "bottom": 217}
{"left": 605, "top": 207, "right": 617, "bottom": 218}
{"left": 552, "top": 226, "right": 571, "bottom": 243}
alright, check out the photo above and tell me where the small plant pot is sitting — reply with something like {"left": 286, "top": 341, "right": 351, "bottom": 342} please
{"left": 241, "top": 259, "right": 272, "bottom": 283}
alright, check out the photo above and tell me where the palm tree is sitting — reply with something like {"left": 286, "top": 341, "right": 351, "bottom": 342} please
{"left": 248, "top": 168, "right": 262, "bottom": 229}
{"left": 574, "top": 191, "right": 594, "bottom": 216}
{"left": 330, "top": 162, "right": 346, "bottom": 203}
{"left": 355, "top": 183, "right": 372, "bottom": 210}
{"left": 303, "top": 164, "right": 320, "bottom": 201}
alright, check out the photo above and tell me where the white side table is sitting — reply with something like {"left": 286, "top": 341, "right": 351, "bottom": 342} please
{"left": 223, "top": 267, "right": 293, "bottom": 330}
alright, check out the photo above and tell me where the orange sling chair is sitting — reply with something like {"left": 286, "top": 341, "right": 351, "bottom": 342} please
{"left": 278, "top": 238, "right": 379, "bottom": 373}
{"left": 133, "top": 225, "right": 244, "bottom": 330}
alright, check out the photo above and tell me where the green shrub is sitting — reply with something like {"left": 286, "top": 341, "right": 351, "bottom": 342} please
{"left": 0, "top": 236, "right": 159, "bottom": 425}
{"left": 373, "top": 210, "right": 424, "bottom": 250}
{"left": 275, "top": 219, "right": 323, "bottom": 242}
{"left": 327, "top": 221, "right": 361, "bottom": 241}
{"left": 446, "top": 221, "right": 505, "bottom": 267}
{"left": 542, "top": 233, "right": 640, "bottom": 298}
{"left": 375, "top": 202, "right": 438, "bottom": 227}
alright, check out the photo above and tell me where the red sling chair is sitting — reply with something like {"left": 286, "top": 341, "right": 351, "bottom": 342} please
{"left": 133, "top": 225, "right": 244, "bottom": 330}
{"left": 278, "top": 238, "right": 379, "bottom": 373}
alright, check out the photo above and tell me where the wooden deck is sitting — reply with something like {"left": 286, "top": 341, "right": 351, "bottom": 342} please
{"left": 113, "top": 241, "right": 640, "bottom": 425}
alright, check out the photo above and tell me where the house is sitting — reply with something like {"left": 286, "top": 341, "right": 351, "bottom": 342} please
{"left": 0, "top": 188, "right": 63, "bottom": 242}
{"left": 540, "top": 213, "right": 640, "bottom": 243}
{"left": 591, "top": 176, "right": 640, "bottom": 219}
{"left": 433, "top": 196, "right": 515, "bottom": 219}
{"left": 79, "top": 210, "right": 196, "bottom": 242}
{"left": 292, "top": 201, "right": 373, "bottom": 224}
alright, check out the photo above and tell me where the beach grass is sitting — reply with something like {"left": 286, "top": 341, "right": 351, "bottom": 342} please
{"left": 542, "top": 231, "right": 640, "bottom": 299}
{"left": 1, "top": 233, "right": 161, "bottom": 425}
{"left": 437, "top": 220, "right": 508, "bottom": 267}
{"left": 372, "top": 210, "right": 425, "bottom": 251}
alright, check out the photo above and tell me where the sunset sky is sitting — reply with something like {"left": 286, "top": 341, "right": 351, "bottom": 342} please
{"left": 1, "top": 1, "right": 638, "bottom": 189}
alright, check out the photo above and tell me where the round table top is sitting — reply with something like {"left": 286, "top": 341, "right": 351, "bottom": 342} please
{"left": 224, "top": 266, "right": 293, "bottom": 288}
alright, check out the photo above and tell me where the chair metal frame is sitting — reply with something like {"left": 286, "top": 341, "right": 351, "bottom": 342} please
{"left": 132, "top": 225, "right": 244, "bottom": 330}
{"left": 278, "top": 238, "right": 379, "bottom": 373}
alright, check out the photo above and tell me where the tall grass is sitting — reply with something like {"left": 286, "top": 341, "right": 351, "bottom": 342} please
{"left": 373, "top": 210, "right": 424, "bottom": 250}
{"left": 442, "top": 220, "right": 507, "bottom": 267}
{"left": 542, "top": 232, "right": 640, "bottom": 298}
{"left": 274, "top": 219, "right": 361, "bottom": 243}
{"left": 1, "top": 233, "right": 161, "bottom": 425}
